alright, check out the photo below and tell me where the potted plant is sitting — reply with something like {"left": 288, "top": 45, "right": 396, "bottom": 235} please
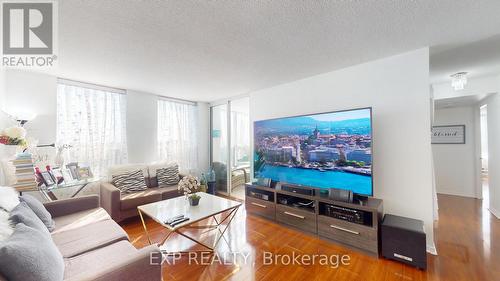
{"left": 188, "top": 193, "right": 201, "bottom": 206}
{"left": 178, "top": 175, "right": 202, "bottom": 206}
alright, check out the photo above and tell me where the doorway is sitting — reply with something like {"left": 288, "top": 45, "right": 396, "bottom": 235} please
{"left": 229, "top": 97, "right": 250, "bottom": 200}
{"left": 210, "top": 97, "right": 250, "bottom": 200}
{"left": 480, "top": 104, "right": 489, "bottom": 207}
{"left": 210, "top": 103, "right": 229, "bottom": 195}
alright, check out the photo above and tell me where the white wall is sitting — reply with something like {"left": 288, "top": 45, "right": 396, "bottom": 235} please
{"left": 0, "top": 70, "right": 5, "bottom": 104}
{"left": 0, "top": 70, "right": 6, "bottom": 185}
{"left": 1, "top": 70, "right": 210, "bottom": 174}
{"left": 249, "top": 48, "right": 436, "bottom": 250}
{"left": 3, "top": 70, "right": 57, "bottom": 144}
{"left": 486, "top": 78, "right": 500, "bottom": 218}
{"left": 432, "top": 106, "right": 477, "bottom": 198}
{"left": 0, "top": 69, "right": 6, "bottom": 128}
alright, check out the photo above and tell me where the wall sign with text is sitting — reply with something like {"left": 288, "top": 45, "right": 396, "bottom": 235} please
{"left": 431, "top": 125, "right": 465, "bottom": 144}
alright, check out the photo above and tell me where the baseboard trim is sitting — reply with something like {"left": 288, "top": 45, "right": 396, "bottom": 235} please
{"left": 426, "top": 243, "right": 438, "bottom": 255}
{"left": 436, "top": 190, "right": 477, "bottom": 199}
{"left": 489, "top": 207, "right": 500, "bottom": 219}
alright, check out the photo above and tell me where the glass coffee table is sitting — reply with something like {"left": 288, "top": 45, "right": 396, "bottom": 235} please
{"left": 40, "top": 178, "right": 99, "bottom": 201}
{"left": 137, "top": 192, "right": 241, "bottom": 254}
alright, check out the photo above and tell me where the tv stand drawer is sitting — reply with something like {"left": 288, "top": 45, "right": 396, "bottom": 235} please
{"left": 276, "top": 205, "right": 317, "bottom": 234}
{"left": 246, "top": 197, "right": 275, "bottom": 220}
{"left": 318, "top": 215, "right": 377, "bottom": 254}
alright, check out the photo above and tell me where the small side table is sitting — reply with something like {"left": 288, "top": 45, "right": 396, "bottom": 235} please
{"left": 39, "top": 178, "right": 99, "bottom": 201}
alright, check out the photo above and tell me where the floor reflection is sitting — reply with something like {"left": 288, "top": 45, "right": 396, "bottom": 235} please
{"left": 121, "top": 192, "right": 500, "bottom": 281}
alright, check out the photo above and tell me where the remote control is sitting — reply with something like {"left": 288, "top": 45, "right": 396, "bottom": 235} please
{"left": 170, "top": 217, "right": 189, "bottom": 227}
{"left": 167, "top": 216, "right": 188, "bottom": 226}
{"left": 165, "top": 215, "right": 184, "bottom": 225}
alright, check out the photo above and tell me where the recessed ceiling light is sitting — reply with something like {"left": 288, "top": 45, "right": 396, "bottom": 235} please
{"left": 450, "top": 72, "right": 468, "bottom": 91}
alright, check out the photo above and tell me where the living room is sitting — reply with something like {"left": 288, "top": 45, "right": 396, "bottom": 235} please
{"left": 1, "top": 1, "right": 500, "bottom": 281}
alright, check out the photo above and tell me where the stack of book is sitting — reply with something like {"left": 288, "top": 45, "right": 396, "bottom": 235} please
{"left": 11, "top": 153, "right": 38, "bottom": 192}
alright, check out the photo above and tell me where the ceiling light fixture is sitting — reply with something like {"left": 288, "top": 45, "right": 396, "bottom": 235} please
{"left": 450, "top": 72, "right": 468, "bottom": 91}
{"left": 1, "top": 109, "right": 37, "bottom": 127}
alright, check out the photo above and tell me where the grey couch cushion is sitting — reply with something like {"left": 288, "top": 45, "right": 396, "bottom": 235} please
{"left": 119, "top": 186, "right": 181, "bottom": 211}
{"left": 120, "top": 189, "right": 162, "bottom": 210}
{"left": 52, "top": 219, "right": 129, "bottom": 258}
{"left": 158, "top": 185, "right": 182, "bottom": 200}
{"left": 20, "top": 194, "right": 56, "bottom": 231}
{"left": 9, "top": 202, "right": 50, "bottom": 236}
{"left": 63, "top": 241, "right": 138, "bottom": 280}
{"left": 51, "top": 207, "right": 110, "bottom": 235}
{"left": 0, "top": 223, "right": 64, "bottom": 281}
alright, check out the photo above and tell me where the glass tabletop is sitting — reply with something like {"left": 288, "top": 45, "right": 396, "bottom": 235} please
{"left": 43, "top": 178, "right": 100, "bottom": 190}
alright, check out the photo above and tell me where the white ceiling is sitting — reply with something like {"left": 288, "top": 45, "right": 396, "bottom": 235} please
{"left": 434, "top": 93, "right": 494, "bottom": 109}
{"left": 430, "top": 34, "right": 500, "bottom": 84}
{"left": 50, "top": 0, "right": 500, "bottom": 102}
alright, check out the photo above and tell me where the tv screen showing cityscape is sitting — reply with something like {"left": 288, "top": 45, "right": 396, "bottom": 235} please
{"left": 254, "top": 108, "right": 372, "bottom": 196}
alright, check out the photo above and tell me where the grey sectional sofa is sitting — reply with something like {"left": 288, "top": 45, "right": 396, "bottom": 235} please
{"left": 0, "top": 195, "right": 162, "bottom": 281}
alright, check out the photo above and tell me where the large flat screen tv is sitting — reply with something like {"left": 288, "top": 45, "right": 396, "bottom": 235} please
{"left": 253, "top": 107, "right": 373, "bottom": 196}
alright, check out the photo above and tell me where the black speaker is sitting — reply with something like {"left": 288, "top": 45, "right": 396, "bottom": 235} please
{"left": 330, "top": 188, "right": 353, "bottom": 203}
{"left": 381, "top": 214, "right": 427, "bottom": 270}
{"left": 281, "top": 184, "right": 314, "bottom": 196}
{"left": 254, "top": 178, "right": 271, "bottom": 188}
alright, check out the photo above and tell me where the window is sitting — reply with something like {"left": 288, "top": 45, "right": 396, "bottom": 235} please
{"left": 56, "top": 79, "right": 128, "bottom": 176}
{"left": 158, "top": 99, "right": 198, "bottom": 173}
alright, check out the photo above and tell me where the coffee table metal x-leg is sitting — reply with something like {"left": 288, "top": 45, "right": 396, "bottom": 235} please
{"left": 138, "top": 205, "right": 240, "bottom": 254}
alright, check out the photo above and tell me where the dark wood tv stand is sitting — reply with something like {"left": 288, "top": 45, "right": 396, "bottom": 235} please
{"left": 245, "top": 182, "right": 383, "bottom": 255}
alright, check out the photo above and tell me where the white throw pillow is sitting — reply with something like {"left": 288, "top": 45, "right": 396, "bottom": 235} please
{"left": 0, "top": 209, "right": 14, "bottom": 242}
{"left": 0, "top": 186, "right": 20, "bottom": 212}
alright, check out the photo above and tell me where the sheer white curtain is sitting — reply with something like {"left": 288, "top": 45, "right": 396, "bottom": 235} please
{"left": 157, "top": 99, "right": 198, "bottom": 173}
{"left": 231, "top": 111, "right": 250, "bottom": 167}
{"left": 56, "top": 81, "right": 128, "bottom": 177}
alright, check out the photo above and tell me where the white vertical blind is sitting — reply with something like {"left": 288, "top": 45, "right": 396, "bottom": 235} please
{"left": 56, "top": 82, "right": 128, "bottom": 176}
{"left": 157, "top": 99, "right": 198, "bottom": 173}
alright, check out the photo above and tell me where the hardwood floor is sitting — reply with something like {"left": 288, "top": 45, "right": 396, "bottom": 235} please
{"left": 121, "top": 194, "right": 500, "bottom": 281}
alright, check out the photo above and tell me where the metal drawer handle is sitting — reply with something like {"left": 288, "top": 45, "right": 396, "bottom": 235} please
{"left": 284, "top": 211, "right": 305, "bottom": 219}
{"left": 330, "top": 225, "right": 360, "bottom": 235}
{"left": 251, "top": 202, "right": 267, "bottom": 208}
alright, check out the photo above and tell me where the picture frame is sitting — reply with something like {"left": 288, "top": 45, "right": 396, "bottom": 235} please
{"left": 51, "top": 168, "right": 65, "bottom": 184}
{"left": 431, "top": 125, "right": 466, "bottom": 144}
{"left": 41, "top": 171, "right": 55, "bottom": 187}
{"left": 61, "top": 168, "right": 75, "bottom": 184}
{"left": 66, "top": 162, "right": 79, "bottom": 179}
{"left": 77, "top": 167, "right": 93, "bottom": 180}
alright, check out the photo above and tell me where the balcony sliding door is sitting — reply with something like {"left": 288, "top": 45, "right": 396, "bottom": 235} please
{"left": 210, "top": 97, "right": 250, "bottom": 199}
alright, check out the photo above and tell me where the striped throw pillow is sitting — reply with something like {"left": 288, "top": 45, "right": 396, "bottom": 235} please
{"left": 112, "top": 170, "right": 147, "bottom": 193}
{"left": 157, "top": 164, "right": 179, "bottom": 186}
